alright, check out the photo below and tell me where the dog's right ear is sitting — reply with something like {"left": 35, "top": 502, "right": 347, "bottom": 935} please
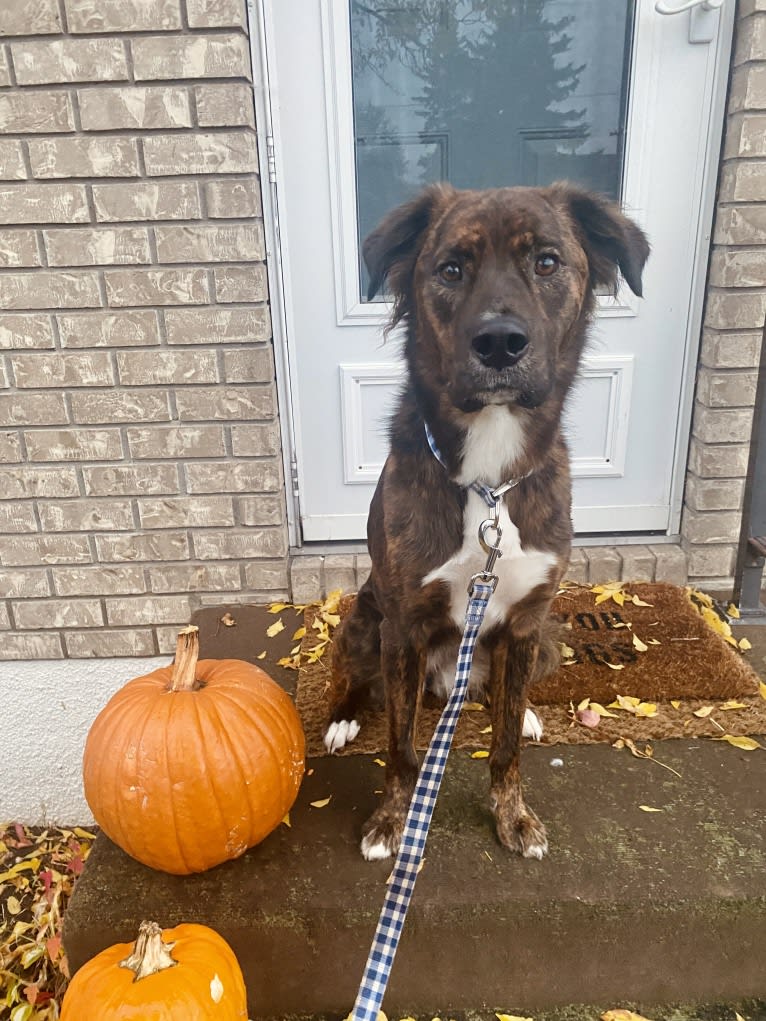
{"left": 363, "top": 184, "right": 454, "bottom": 318}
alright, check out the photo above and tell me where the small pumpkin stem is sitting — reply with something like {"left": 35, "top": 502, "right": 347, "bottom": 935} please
{"left": 170, "top": 625, "right": 201, "bottom": 692}
{"left": 119, "top": 921, "right": 178, "bottom": 982}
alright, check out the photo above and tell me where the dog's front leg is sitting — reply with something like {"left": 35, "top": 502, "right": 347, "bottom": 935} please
{"left": 360, "top": 619, "right": 423, "bottom": 861}
{"left": 488, "top": 635, "right": 548, "bottom": 859}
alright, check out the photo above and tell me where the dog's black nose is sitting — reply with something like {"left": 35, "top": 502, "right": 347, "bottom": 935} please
{"left": 471, "top": 317, "right": 529, "bottom": 370}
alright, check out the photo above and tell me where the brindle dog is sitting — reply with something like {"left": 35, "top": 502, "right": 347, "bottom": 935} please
{"left": 324, "top": 183, "right": 649, "bottom": 860}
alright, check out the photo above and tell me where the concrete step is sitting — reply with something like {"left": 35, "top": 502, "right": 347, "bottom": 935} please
{"left": 63, "top": 736, "right": 766, "bottom": 1018}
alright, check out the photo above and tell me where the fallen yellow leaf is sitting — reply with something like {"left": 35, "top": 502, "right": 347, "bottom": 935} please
{"left": 292, "top": 626, "right": 306, "bottom": 640}
{"left": 577, "top": 696, "right": 590, "bottom": 712}
{"left": 6, "top": 895, "right": 21, "bottom": 915}
{"left": 719, "top": 700, "right": 748, "bottom": 711}
{"left": 635, "top": 702, "right": 658, "bottom": 718}
{"left": 604, "top": 661, "right": 625, "bottom": 671}
{"left": 480, "top": 724, "right": 493, "bottom": 734}
{"left": 496, "top": 1014, "right": 534, "bottom": 1021}
{"left": 256, "top": 651, "right": 266, "bottom": 660}
{"left": 282, "top": 813, "right": 291, "bottom": 828}
{"left": 629, "top": 595, "right": 653, "bottom": 607}
{"left": 310, "top": 797, "right": 332, "bottom": 808}
{"left": 266, "top": 618, "right": 285, "bottom": 638}
{"left": 601, "top": 1011, "right": 654, "bottom": 1021}
{"left": 670, "top": 700, "right": 681, "bottom": 710}
{"left": 639, "top": 805, "right": 663, "bottom": 813}
{"left": 727, "top": 602, "right": 740, "bottom": 619}
{"left": 714, "top": 735, "right": 762, "bottom": 751}
{"left": 268, "top": 602, "right": 291, "bottom": 614}
{"left": 589, "top": 702, "right": 618, "bottom": 718}
{"left": 760, "top": 680, "right": 766, "bottom": 701}
{"left": 739, "top": 637, "right": 752, "bottom": 651}
{"left": 465, "top": 702, "right": 486, "bottom": 711}
{"left": 471, "top": 750, "right": 490, "bottom": 759}
{"left": 373, "top": 758, "right": 386, "bottom": 767}
{"left": 693, "top": 706, "right": 714, "bottom": 718}
{"left": 632, "top": 632, "right": 648, "bottom": 653}
{"left": 647, "top": 637, "right": 661, "bottom": 645}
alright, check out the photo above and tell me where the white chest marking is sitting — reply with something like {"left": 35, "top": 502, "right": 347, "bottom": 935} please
{"left": 456, "top": 405, "right": 526, "bottom": 487}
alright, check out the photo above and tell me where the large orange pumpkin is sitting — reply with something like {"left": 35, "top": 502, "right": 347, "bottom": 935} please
{"left": 83, "top": 626, "right": 305, "bottom": 874}
{"left": 61, "top": 920, "right": 248, "bottom": 1020}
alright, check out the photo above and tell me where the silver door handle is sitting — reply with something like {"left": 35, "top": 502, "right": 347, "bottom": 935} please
{"left": 655, "top": 0, "right": 723, "bottom": 13}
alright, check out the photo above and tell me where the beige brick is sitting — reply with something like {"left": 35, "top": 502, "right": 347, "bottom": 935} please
{"left": 53, "top": 564, "right": 145, "bottom": 595}
{"left": 565, "top": 548, "right": 588, "bottom": 584}
{"left": 195, "top": 82, "right": 254, "bottom": 127}
{"left": 688, "top": 437, "right": 750, "bottom": 478}
{"left": 682, "top": 508, "right": 742, "bottom": 544}
{"left": 648, "top": 544, "right": 687, "bottom": 585}
{"left": 79, "top": 85, "right": 191, "bottom": 130}
{"left": 230, "top": 423, "right": 280, "bottom": 456}
{"left": 147, "top": 563, "right": 240, "bottom": 592}
{"left": 105, "top": 594, "right": 193, "bottom": 626}
{"left": 1, "top": 467, "right": 79, "bottom": 499}
{"left": 155, "top": 625, "right": 183, "bottom": 654}
{"left": 692, "top": 403, "right": 755, "bottom": 443}
{"left": 204, "top": 178, "right": 261, "bottom": 219}
{"left": 1, "top": 270, "right": 101, "bottom": 310}
{"left": 132, "top": 33, "right": 250, "bottom": 80}
{"left": 1, "top": 535, "right": 92, "bottom": 566}
{"left": 322, "top": 554, "right": 357, "bottom": 596}
{"left": 12, "top": 38, "right": 128, "bottom": 85}
{"left": 728, "top": 62, "right": 766, "bottom": 113}
{"left": 186, "top": 0, "right": 245, "bottom": 28}
{"left": 214, "top": 265, "right": 269, "bottom": 303}
{"left": 704, "top": 289, "right": 766, "bottom": 330}
{"left": 71, "top": 390, "right": 171, "bottom": 424}
{"left": 0, "top": 501, "right": 36, "bottom": 533}
{"left": 95, "top": 531, "right": 189, "bottom": 563}
{"left": 718, "top": 161, "right": 766, "bottom": 202}
{"left": 0, "top": 48, "right": 9, "bottom": 88}
{"left": 0, "top": 392, "right": 68, "bottom": 426}
{"left": 164, "top": 306, "right": 269, "bottom": 345}
{"left": 127, "top": 424, "right": 225, "bottom": 458}
{"left": 695, "top": 368, "right": 758, "bottom": 408}
{"left": 24, "top": 428, "right": 122, "bottom": 462}
{"left": 83, "top": 463, "right": 178, "bottom": 496}
{"left": 175, "top": 386, "right": 274, "bottom": 421}
{"left": 45, "top": 227, "right": 150, "bottom": 266}
{"left": 137, "top": 494, "right": 234, "bottom": 528}
{"left": 244, "top": 559, "right": 289, "bottom": 593}
{"left": 223, "top": 347, "right": 273, "bottom": 383}
{"left": 116, "top": 349, "right": 217, "bottom": 385}
{"left": 184, "top": 460, "right": 280, "bottom": 492}
{"left": 354, "top": 553, "right": 372, "bottom": 590}
{"left": 65, "top": 628, "right": 155, "bottom": 657}
{"left": 0, "top": 604, "right": 9, "bottom": 628}
{"left": 734, "top": 11, "right": 766, "bottom": 66}
{"left": 713, "top": 206, "right": 766, "bottom": 246}
{"left": 238, "top": 494, "right": 284, "bottom": 526}
{"left": 105, "top": 268, "right": 209, "bottom": 306}
{"left": 584, "top": 547, "right": 622, "bottom": 585}
{"left": 66, "top": 0, "right": 181, "bottom": 33}
{"left": 11, "top": 352, "right": 113, "bottom": 388}
{"left": 0, "top": 142, "right": 26, "bottom": 181}
{"left": 58, "top": 310, "right": 160, "bottom": 348}
{"left": 0, "top": 231, "right": 41, "bottom": 268}
{"left": 13, "top": 597, "right": 103, "bottom": 629}
{"left": 38, "top": 499, "right": 133, "bottom": 532}
{"left": 0, "top": 569, "right": 50, "bottom": 597}
{"left": 686, "top": 544, "right": 736, "bottom": 580}
{"left": 0, "top": 183, "right": 89, "bottom": 225}
{"left": 193, "top": 528, "right": 287, "bottom": 560}
{"left": 708, "top": 248, "right": 766, "bottom": 288}
{"left": 724, "top": 113, "right": 766, "bottom": 158}
{"left": 0, "top": 315, "right": 55, "bottom": 350}
{"left": 93, "top": 181, "right": 201, "bottom": 222}
{"left": 686, "top": 476, "right": 745, "bottom": 512}
{"left": 0, "top": 91, "right": 74, "bottom": 133}
{"left": 143, "top": 130, "right": 257, "bottom": 176}
{"left": 155, "top": 222, "right": 264, "bottom": 263}
{"left": 0, "top": 633, "right": 63, "bottom": 659}
{"left": 0, "top": 0, "right": 62, "bottom": 35}
{"left": 700, "top": 328, "right": 762, "bottom": 368}
{"left": 289, "top": 556, "right": 322, "bottom": 603}
{"left": 29, "top": 136, "right": 139, "bottom": 179}
{"left": 0, "top": 431, "right": 23, "bottom": 462}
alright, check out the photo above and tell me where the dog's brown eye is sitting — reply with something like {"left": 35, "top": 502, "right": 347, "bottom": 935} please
{"left": 535, "top": 253, "right": 560, "bottom": 277}
{"left": 438, "top": 261, "right": 462, "bottom": 283}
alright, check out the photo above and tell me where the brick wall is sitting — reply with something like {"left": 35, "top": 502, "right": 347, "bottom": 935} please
{"left": 0, "top": 0, "right": 289, "bottom": 660}
{"left": 681, "top": 0, "right": 766, "bottom": 585}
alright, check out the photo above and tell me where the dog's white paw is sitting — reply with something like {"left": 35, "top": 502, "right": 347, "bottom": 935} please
{"left": 521, "top": 831, "right": 549, "bottom": 859}
{"left": 522, "top": 706, "right": 543, "bottom": 742}
{"left": 323, "top": 718, "right": 360, "bottom": 754}
{"left": 360, "top": 833, "right": 393, "bottom": 861}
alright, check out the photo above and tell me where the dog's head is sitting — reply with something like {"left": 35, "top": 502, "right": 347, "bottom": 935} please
{"left": 363, "top": 183, "right": 649, "bottom": 414}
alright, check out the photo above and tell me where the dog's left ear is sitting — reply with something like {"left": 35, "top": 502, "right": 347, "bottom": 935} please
{"left": 548, "top": 183, "right": 650, "bottom": 297}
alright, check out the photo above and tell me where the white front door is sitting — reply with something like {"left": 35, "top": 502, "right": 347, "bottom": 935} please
{"left": 265, "top": 0, "right": 733, "bottom": 543}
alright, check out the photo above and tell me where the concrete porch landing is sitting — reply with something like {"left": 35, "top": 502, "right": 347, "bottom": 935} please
{"left": 64, "top": 737, "right": 766, "bottom": 1017}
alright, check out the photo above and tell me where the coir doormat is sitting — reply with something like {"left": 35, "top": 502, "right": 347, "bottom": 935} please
{"left": 294, "top": 582, "right": 766, "bottom": 756}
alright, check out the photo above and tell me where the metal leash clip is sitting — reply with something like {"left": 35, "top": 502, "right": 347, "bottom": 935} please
{"left": 469, "top": 497, "right": 503, "bottom": 594}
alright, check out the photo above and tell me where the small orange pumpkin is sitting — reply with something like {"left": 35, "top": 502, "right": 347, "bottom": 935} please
{"left": 83, "top": 626, "right": 305, "bottom": 874}
{"left": 61, "top": 920, "right": 247, "bottom": 1020}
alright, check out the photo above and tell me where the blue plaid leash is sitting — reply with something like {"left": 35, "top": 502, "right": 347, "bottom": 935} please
{"left": 349, "top": 422, "right": 529, "bottom": 1021}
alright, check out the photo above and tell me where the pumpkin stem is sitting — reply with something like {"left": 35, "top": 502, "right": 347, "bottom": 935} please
{"left": 170, "top": 625, "right": 202, "bottom": 692}
{"left": 119, "top": 921, "right": 178, "bottom": 982}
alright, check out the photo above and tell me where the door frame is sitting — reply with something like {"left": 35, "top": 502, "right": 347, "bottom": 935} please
{"left": 249, "top": 0, "right": 737, "bottom": 550}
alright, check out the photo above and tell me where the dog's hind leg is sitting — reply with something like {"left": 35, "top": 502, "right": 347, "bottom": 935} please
{"left": 324, "top": 580, "right": 382, "bottom": 753}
